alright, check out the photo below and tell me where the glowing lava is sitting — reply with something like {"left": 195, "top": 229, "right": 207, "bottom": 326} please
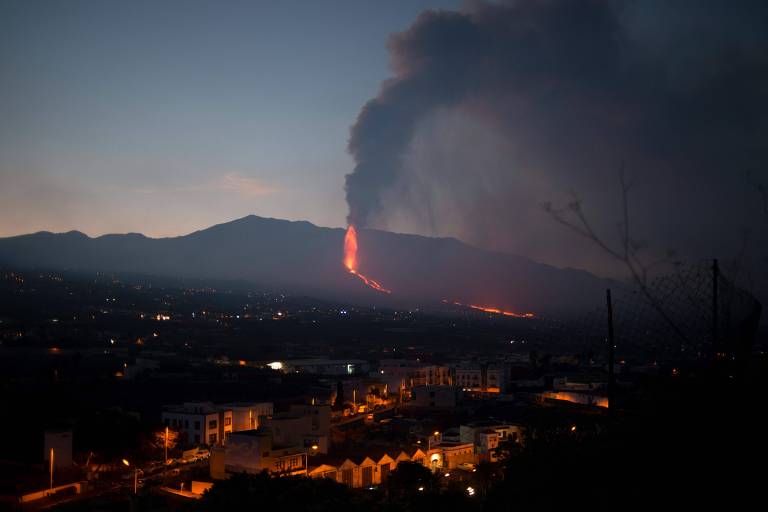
{"left": 445, "top": 299, "right": 534, "bottom": 318}
{"left": 344, "top": 225, "right": 391, "bottom": 294}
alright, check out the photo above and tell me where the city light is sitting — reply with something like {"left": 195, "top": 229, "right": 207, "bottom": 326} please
{"left": 467, "top": 486, "right": 475, "bottom": 496}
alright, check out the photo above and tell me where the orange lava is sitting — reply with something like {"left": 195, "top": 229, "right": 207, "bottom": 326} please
{"left": 446, "top": 299, "right": 534, "bottom": 318}
{"left": 344, "top": 225, "right": 391, "bottom": 294}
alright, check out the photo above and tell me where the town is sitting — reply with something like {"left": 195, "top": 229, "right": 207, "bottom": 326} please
{"left": 2, "top": 266, "right": 760, "bottom": 510}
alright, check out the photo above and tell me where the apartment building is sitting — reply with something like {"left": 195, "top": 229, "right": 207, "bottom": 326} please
{"left": 161, "top": 401, "right": 273, "bottom": 447}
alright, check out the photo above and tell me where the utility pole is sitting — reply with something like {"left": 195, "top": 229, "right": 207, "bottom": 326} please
{"left": 164, "top": 426, "right": 169, "bottom": 462}
{"left": 49, "top": 448, "right": 54, "bottom": 493}
{"left": 606, "top": 289, "right": 615, "bottom": 418}
{"left": 712, "top": 259, "right": 719, "bottom": 361}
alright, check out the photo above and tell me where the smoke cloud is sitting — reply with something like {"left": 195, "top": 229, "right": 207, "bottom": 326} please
{"left": 345, "top": 0, "right": 768, "bottom": 275}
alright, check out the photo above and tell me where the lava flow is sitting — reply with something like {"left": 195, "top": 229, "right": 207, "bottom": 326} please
{"left": 445, "top": 299, "right": 534, "bottom": 318}
{"left": 344, "top": 225, "right": 391, "bottom": 294}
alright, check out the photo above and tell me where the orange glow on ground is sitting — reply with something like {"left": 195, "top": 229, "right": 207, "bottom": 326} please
{"left": 447, "top": 300, "right": 534, "bottom": 318}
{"left": 344, "top": 225, "right": 391, "bottom": 294}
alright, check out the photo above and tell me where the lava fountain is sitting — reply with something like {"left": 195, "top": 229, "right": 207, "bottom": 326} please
{"left": 343, "top": 225, "right": 391, "bottom": 294}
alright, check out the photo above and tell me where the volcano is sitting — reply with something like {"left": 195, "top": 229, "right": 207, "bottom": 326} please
{"left": 0, "top": 215, "right": 613, "bottom": 318}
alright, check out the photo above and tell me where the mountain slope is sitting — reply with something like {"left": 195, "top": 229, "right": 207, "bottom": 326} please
{"left": 0, "top": 215, "right": 613, "bottom": 317}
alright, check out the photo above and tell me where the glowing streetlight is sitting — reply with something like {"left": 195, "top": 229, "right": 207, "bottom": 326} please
{"left": 428, "top": 431, "right": 440, "bottom": 451}
{"left": 122, "top": 459, "right": 138, "bottom": 494}
{"left": 49, "top": 448, "right": 54, "bottom": 493}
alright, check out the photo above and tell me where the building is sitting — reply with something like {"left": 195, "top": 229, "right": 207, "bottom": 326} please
{"left": 226, "top": 402, "right": 273, "bottom": 431}
{"left": 162, "top": 401, "right": 274, "bottom": 447}
{"left": 43, "top": 430, "right": 72, "bottom": 469}
{"left": 308, "top": 447, "right": 426, "bottom": 488}
{"left": 460, "top": 420, "right": 524, "bottom": 461}
{"left": 210, "top": 429, "right": 307, "bottom": 479}
{"left": 454, "top": 364, "right": 506, "bottom": 393}
{"left": 377, "top": 361, "right": 451, "bottom": 390}
{"left": 268, "top": 359, "right": 370, "bottom": 375}
{"left": 427, "top": 442, "right": 475, "bottom": 470}
{"left": 260, "top": 404, "right": 331, "bottom": 454}
{"left": 409, "top": 385, "right": 458, "bottom": 408}
{"left": 162, "top": 402, "right": 229, "bottom": 447}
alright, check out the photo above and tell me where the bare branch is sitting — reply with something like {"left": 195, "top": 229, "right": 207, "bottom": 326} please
{"left": 543, "top": 172, "right": 688, "bottom": 343}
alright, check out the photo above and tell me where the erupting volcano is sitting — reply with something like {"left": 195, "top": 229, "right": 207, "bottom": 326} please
{"left": 343, "top": 225, "right": 391, "bottom": 294}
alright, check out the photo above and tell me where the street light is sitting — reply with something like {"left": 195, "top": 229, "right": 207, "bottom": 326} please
{"left": 428, "top": 431, "right": 440, "bottom": 451}
{"left": 49, "top": 448, "right": 54, "bottom": 493}
{"left": 122, "top": 459, "right": 138, "bottom": 494}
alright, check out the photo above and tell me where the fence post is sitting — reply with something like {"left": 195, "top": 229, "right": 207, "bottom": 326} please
{"left": 712, "top": 259, "right": 719, "bottom": 360}
{"left": 606, "top": 289, "right": 615, "bottom": 417}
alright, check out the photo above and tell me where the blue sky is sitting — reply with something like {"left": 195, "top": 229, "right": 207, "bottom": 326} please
{"left": 0, "top": 0, "right": 459, "bottom": 237}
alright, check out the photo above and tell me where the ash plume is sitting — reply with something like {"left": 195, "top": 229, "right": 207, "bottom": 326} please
{"left": 344, "top": 0, "right": 768, "bottom": 276}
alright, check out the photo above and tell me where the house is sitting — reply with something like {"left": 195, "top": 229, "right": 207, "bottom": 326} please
{"left": 210, "top": 429, "right": 307, "bottom": 479}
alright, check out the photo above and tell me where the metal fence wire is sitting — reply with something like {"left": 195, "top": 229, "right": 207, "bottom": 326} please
{"left": 541, "top": 260, "right": 762, "bottom": 363}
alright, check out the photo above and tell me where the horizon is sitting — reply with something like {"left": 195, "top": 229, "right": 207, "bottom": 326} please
{"left": 2, "top": 0, "right": 767, "bottom": 282}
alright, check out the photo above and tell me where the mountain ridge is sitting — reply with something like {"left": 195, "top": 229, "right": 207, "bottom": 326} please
{"left": 0, "top": 215, "right": 614, "bottom": 317}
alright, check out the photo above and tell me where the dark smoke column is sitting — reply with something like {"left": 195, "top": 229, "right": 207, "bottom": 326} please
{"left": 343, "top": 0, "right": 620, "bottom": 228}
{"left": 344, "top": 9, "right": 481, "bottom": 227}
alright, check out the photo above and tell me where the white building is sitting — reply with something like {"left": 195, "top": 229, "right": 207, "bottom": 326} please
{"left": 460, "top": 421, "right": 524, "bottom": 451}
{"left": 269, "top": 359, "right": 369, "bottom": 375}
{"left": 454, "top": 364, "right": 505, "bottom": 393}
{"left": 161, "top": 401, "right": 273, "bottom": 447}
{"left": 225, "top": 402, "right": 274, "bottom": 431}
{"left": 377, "top": 360, "right": 452, "bottom": 390}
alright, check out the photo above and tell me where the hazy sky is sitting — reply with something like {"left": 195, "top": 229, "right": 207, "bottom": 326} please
{"left": 0, "top": 0, "right": 458, "bottom": 238}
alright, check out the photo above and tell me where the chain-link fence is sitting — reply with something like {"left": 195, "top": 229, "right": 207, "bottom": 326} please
{"left": 539, "top": 260, "right": 762, "bottom": 365}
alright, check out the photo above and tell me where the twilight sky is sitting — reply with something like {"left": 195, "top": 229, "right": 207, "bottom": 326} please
{"left": 2, "top": 0, "right": 767, "bottom": 281}
{"left": 0, "top": 0, "right": 458, "bottom": 237}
